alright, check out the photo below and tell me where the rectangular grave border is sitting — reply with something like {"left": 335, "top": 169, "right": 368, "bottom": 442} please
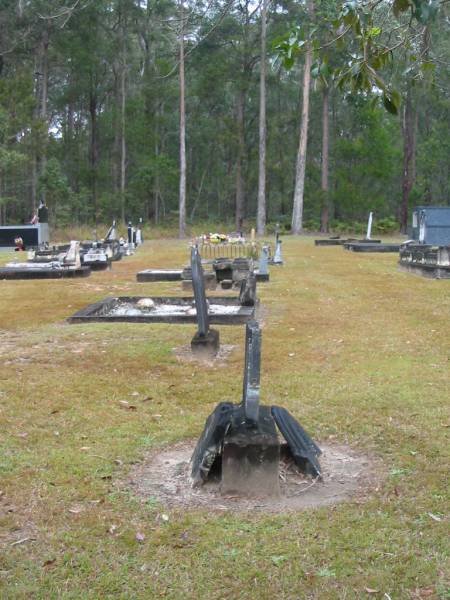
{"left": 0, "top": 266, "right": 91, "bottom": 280}
{"left": 68, "top": 296, "right": 255, "bottom": 325}
{"left": 344, "top": 242, "right": 401, "bottom": 253}
{"left": 398, "top": 262, "right": 450, "bottom": 279}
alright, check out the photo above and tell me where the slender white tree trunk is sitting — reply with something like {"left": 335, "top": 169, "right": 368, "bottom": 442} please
{"left": 291, "top": 43, "right": 312, "bottom": 234}
{"left": 235, "top": 89, "right": 245, "bottom": 231}
{"left": 178, "top": 6, "right": 187, "bottom": 238}
{"left": 320, "top": 85, "right": 329, "bottom": 233}
{"left": 120, "top": 48, "right": 126, "bottom": 224}
{"left": 256, "top": 0, "right": 268, "bottom": 236}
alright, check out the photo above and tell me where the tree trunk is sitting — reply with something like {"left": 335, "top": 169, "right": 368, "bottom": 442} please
{"left": 178, "top": 6, "right": 187, "bottom": 238}
{"left": 38, "top": 28, "right": 49, "bottom": 206}
{"left": 320, "top": 85, "right": 330, "bottom": 233}
{"left": 31, "top": 28, "right": 50, "bottom": 213}
{"left": 235, "top": 89, "right": 245, "bottom": 232}
{"left": 291, "top": 41, "right": 313, "bottom": 234}
{"left": 256, "top": 0, "right": 268, "bottom": 236}
{"left": 112, "top": 70, "right": 120, "bottom": 197}
{"left": 89, "top": 91, "right": 99, "bottom": 226}
{"left": 400, "top": 86, "right": 415, "bottom": 234}
{"left": 120, "top": 56, "right": 126, "bottom": 224}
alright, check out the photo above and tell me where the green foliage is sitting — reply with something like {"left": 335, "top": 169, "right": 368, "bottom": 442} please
{"left": 372, "top": 216, "right": 399, "bottom": 234}
{"left": 38, "top": 158, "right": 72, "bottom": 224}
{"left": 0, "top": 0, "right": 448, "bottom": 228}
{"left": 275, "top": 0, "right": 445, "bottom": 116}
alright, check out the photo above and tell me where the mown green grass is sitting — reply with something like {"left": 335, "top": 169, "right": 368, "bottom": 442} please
{"left": 0, "top": 237, "right": 449, "bottom": 599}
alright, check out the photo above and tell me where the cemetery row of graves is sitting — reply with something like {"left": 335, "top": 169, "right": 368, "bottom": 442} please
{"left": 0, "top": 216, "right": 448, "bottom": 597}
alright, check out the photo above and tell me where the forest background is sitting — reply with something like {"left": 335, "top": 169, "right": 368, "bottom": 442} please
{"left": 0, "top": 0, "right": 449, "bottom": 236}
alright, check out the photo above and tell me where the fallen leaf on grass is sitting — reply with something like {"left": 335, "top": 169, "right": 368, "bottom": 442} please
{"left": 364, "top": 588, "right": 379, "bottom": 594}
{"left": 119, "top": 401, "right": 137, "bottom": 410}
{"left": 271, "top": 555, "right": 288, "bottom": 566}
{"left": 317, "top": 567, "right": 336, "bottom": 577}
{"left": 43, "top": 559, "right": 56, "bottom": 568}
{"left": 427, "top": 512, "right": 442, "bottom": 522}
{"left": 415, "top": 589, "right": 435, "bottom": 598}
{"left": 11, "top": 537, "right": 35, "bottom": 546}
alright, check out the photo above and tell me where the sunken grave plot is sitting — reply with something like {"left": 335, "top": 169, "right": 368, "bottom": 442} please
{"left": 68, "top": 248, "right": 256, "bottom": 332}
{"left": 68, "top": 296, "right": 254, "bottom": 325}
{"left": 128, "top": 440, "right": 377, "bottom": 512}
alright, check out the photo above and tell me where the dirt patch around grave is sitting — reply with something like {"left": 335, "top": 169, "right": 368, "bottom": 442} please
{"left": 173, "top": 344, "right": 236, "bottom": 366}
{"left": 126, "top": 440, "right": 383, "bottom": 513}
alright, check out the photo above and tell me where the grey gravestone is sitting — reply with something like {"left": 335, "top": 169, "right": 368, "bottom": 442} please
{"left": 256, "top": 245, "right": 270, "bottom": 281}
{"left": 272, "top": 234, "right": 283, "bottom": 265}
{"left": 190, "top": 246, "right": 220, "bottom": 357}
{"left": 239, "top": 271, "right": 257, "bottom": 307}
{"left": 213, "top": 258, "right": 233, "bottom": 282}
{"left": 232, "top": 257, "right": 251, "bottom": 283}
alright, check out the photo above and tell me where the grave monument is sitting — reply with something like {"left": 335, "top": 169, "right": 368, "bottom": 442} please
{"left": 191, "top": 320, "right": 321, "bottom": 496}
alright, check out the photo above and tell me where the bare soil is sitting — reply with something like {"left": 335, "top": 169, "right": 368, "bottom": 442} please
{"left": 173, "top": 343, "right": 236, "bottom": 365}
{"left": 127, "top": 440, "right": 383, "bottom": 513}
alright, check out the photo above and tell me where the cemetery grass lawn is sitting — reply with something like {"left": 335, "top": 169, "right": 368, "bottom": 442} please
{"left": 0, "top": 237, "right": 449, "bottom": 600}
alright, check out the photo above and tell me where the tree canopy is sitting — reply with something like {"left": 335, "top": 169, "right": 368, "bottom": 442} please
{"left": 0, "top": 0, "right": 449, "bottom": 232}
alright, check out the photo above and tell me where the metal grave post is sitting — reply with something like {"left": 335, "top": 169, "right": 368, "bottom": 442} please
{"left": 190, "top": 246, "right": 220, "bottom": 356}
{"left": 242, "top": 320, "right": 261, "bottom": 423}
{"left": 366, "top": 212, "right": 373, "bottom": 240}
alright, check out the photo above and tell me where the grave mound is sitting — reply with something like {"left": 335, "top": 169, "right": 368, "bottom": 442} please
{"left": 126, "top": 440, "right": 381, "bottom": 513}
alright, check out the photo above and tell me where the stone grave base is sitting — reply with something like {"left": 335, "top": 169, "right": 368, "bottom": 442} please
{"left": 68, "top": 296, "right": 255, "bottom": 325}
{"left": 315, "top": 238, "right": 381, "bottom": 247}
{"left": 83, "top": 260, "right": 111, "bottom": 270}
{"left": 137, "top": 269, "right": 183, "bottom": 282}
{"left": 126, "top": 440, "right": 382, "bottom": 513}
{"left": 344, "top": 242, "right": 401, "bottom": 253}
{"left": 191, "top": 329, "right": 220, "bottom": 358}
{"left": 398, "top": 262, "right": 450, "bottom": 279}
{"left": 0, "top": 266, "right": 91, "bottom": 280}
